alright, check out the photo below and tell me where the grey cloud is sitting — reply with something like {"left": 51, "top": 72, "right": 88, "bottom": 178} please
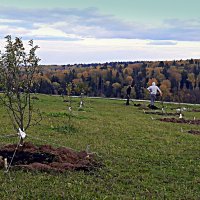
{"left": 0, "top": 6, "right": 200, "bottom": 41}
{"left": 148, "top": 41, "right": 177, "bottom": 45}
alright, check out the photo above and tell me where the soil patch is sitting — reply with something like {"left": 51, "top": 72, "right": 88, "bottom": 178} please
{"left": 159, "top": 118, "right": 200, "bottom": 125}
{"left": 188, "top": 130, "right": 200, "bottom": 135}
{"left": 134, "top": 103, "right": 160, "bottom": 110}
{"left": 0, "top": 142, "right": 101, "bottom": 172}
{"left": 189, "top": 109, "right": 200, "bottom": 112}
{"left": 134, "top": 104, "right": 149, "bottom": 110}
{"left": 147, "top": 104, "right": 159, "bottom": 110}
{"left": 145, "top": 111, "right": 179, "bottom": 116}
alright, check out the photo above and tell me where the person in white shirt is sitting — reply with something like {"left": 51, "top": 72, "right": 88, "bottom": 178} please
{"left": 147, "top": 82, "right": 162, "bottom": 106}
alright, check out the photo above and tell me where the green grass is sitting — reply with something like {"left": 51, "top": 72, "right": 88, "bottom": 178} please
{"left": 0, "top": 94, "right": 200, "bottom": 199}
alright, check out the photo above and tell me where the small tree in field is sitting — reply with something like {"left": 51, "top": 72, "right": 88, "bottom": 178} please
{"left": 66, "top": 82, "right": 73, "bottom": 129}
{"left": 0, "top": 35, "right": 41, "bottom": 133}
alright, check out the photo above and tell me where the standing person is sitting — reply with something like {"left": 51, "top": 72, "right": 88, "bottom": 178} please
{"left": 147, "top": 82, "right": 162, "bottom": 107}
{"left": 126, "top": 85, "right": 132, "bottom": 105}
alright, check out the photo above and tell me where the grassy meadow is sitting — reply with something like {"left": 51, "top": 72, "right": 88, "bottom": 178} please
{"left": 0, "top": 94, "right": 200, "bottom": 199}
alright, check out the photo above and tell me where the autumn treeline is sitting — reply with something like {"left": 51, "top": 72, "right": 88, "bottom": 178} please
{"left": 32, "top": 59, "right": 200, "bottom": 103}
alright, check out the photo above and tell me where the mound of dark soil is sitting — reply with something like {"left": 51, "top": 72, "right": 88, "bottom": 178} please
{"left": 145, "top": 111, "right": 179, "bottom": 116}
{"left": 190, "top": 109, "right": 200, "bottom": 112}
{"left": 134, "top": 103, "right": 149, "bottom": 109}
{"left": 159, "top": 118, "right": 200, "bottom": 125}
{"left": 148, "top": 104, "right": 159, "bottom": 110}
{"left": 134, "top": 103, "right": 142, "bottom": 107}
{"left": 0, "top": 142, "right": 101, "bottom": 172}
{"left": 188, "top": 130, "right": 200, "bottom": 135}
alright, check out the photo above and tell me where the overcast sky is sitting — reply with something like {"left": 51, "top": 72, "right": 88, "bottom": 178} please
{"left": 0, "top": 0, "right": 200, "bottom": 64}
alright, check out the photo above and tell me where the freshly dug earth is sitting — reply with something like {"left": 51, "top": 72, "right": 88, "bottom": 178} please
{"left": 134, "top": 104, "right": 160, "bottom": 110}
{"left": 144, "top": 111, "right": 179, "bottom": 116}
{"left": 188, "top": 130, "right": 200, "bottom": 135}
{"left": 190, "top": 109, "right": 200, "bottom": 112}
{"left": 159, "top": 118, "right": 200, "bottom": 125}
{"left": 147, "top": 104, "right": 160, "bottom": 110}
{"left": 0, "top": 142, "right": 100, "bottom": 172}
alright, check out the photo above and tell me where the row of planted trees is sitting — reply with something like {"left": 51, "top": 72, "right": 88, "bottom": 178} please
{"left": 0, "top": 36, "right": 97, "bottom": 173}
{"left": 0, "top": 36, "right": 84, "bottom": 139}
{"left": 1, "top": 35, "right": 200, "bottom": 146}
{"left": 1, "top": 36, "right": 200, "bottom": 133}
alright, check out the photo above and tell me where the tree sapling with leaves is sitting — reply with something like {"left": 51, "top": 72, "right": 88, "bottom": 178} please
{"left": 0, "top": 35, "right": 41, "bottom": 145}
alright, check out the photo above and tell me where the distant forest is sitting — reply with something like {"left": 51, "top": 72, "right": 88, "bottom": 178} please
{"left": 33, "top": 59, "right": 200, "bottom": 103}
